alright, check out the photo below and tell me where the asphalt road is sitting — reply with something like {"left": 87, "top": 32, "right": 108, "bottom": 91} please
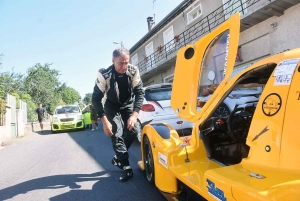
{"left": 0, "top": 125, "right": 166, "bottom": 201}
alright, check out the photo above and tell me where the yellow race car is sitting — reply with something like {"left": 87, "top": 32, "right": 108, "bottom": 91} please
{"left": 138, "top": 13, "right": 300, "bottom": 201}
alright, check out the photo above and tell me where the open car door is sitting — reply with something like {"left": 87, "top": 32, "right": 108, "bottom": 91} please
{"left": 171, "top": 13, "right": 240, "bottom": 122}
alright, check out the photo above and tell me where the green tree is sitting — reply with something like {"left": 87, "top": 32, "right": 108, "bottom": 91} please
{"left": 24, "top": 63, "right": 62, "bottom": 114}
{"left": 60, "top": 86, "right": 81, "bottom": 105}
{"left": 21, "top": 94, "right": 37, "bottom": 122}
{"left": 83, "top": 93, "right": 92, "bottom": 105}
{"left": 11, "top": 92, "right": 20, "bottom": 109}
{"left": 0, "top": 70, "right": 24, "bottom": 99}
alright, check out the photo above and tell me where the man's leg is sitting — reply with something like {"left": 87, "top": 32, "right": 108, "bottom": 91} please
{"left": 120, "top": 104, "right": 138, "bottom": 150}
{"left": 38, "top": 117, "right": 44, "bottom": 132}
{"left": 91, "top": 120, "right": 95, "bottom": 130}
{"left": 105, "top": 105, "right": 133, "bottom": 182}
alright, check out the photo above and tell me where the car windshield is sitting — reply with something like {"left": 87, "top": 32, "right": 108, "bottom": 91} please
{"left": 145, "top": 87, "right": 172, "bottom": 101}
{"left": 55, "top": 106, "right": 80, "bottom": 114}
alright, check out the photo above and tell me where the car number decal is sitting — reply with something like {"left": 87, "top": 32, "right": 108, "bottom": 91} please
{"left": 158, "top": 152, "right": 168, "bottom": 169}
{"left": 273, "top": 59, "right": 300, "bottom": 85}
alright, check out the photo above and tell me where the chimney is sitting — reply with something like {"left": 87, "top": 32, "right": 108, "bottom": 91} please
{"left": 147, "top": 17, "right": 154, "bottom": 31}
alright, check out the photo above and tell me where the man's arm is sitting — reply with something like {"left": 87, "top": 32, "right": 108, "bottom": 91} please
{"left": 92, "top": 71, "right": 106, "bottom": 118}
{"left": 92, "top": 70, "right": 114, "bottom": 136}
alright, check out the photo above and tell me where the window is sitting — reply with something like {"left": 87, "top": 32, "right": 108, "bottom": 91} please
{"left": 145, "top": 41, "right": 154, "bottom": 69}
{"left": 145, "top": 42, "right": 154, "bottom": 57}
{"left": 223, "top": 0, "right": 247, "bottom": 20}
{"left": 164, "top": 74, "right": 174, "bottom": 83}
{"left": 131, "top": 53, "right": 138, "bottom": 66}
{"left": 163, "top": 26, "right": 175, "bottom": 52}
{"left": 145, "top": 87, "right": 172, "bottom": 101}
{"left": 163, "top": 26, "right": 174, "bottom": 45}
{"left": 187, "top": 4, "right": 202, "bottom": 24}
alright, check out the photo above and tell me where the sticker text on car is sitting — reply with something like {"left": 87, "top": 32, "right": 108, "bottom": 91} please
{"left": 158, "top": 152, "right": 168, "bottom": 169}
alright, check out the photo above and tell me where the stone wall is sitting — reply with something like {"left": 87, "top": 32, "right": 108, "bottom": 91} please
{"left": 24, "top": 121, "right": 51, "bottom": 135}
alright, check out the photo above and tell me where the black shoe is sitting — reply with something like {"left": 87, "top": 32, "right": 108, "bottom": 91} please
{"left": 119, "top": 166, "right": 133, "bottom": 183}
{"left": 111, "top": 155, "right": 123, "bottom": 170}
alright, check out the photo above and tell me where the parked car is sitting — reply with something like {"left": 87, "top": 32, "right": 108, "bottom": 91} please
{"left": 138, "top": 83, "right": 194, "bottom": 142}
{"left": 198, "top": 87, "right": 262, "bottom": 118}
{"left": 51, "top": 105, "right": 85, "bottom": 133}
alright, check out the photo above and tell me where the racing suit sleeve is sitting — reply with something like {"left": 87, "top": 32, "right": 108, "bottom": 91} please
{"left": 92, "top": 71, "right": 106, "bottom": 118}
{"left": 132, "top": 68, "right": 144, "bottom": 113}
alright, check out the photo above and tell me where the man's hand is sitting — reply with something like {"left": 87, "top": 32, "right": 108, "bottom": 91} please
{"left": 101, "top": 116, "right": 113, "bottom": 136}
{"left": 127, "top": 111, "right": 138, "bottom": 131}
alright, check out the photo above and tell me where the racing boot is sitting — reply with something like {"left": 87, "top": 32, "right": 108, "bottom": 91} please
{"left": 111, "top": 155, "right": 123, "bottom": 170}
{"left": 119, "top": 166, "right": 133, "bottom": 183}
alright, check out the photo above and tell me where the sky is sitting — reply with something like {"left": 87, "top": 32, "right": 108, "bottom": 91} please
{"left": 0, "top": 0, "right": 184, "bottom": 99}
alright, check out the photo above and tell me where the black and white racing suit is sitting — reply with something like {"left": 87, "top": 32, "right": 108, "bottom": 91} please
{"left": 92, "top": 64, "right": 144, "bottom": 165}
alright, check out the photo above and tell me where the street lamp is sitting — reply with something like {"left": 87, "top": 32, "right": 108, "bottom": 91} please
{"left": 113, "top": 41, "right": 124, "bottom": 47}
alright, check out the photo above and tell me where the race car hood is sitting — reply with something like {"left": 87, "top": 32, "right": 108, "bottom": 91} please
{"left": 171, "top": 13, "right": 240, "bottom": 122}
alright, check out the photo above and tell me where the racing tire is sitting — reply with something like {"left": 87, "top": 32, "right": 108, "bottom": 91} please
{"left": 213, "top": 102, "right": 231, "bottom": 118}
{"left": 143, "top": 135, "right": 155, "bottom": 184}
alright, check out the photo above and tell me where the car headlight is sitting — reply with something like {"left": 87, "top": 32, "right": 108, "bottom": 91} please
{"left": 77, "top": 115, "right": 82, "bottom": 120}
{"left": 228, "top": 94, "right": 242, "bottom": 99}
{"left": 53, "top": 117, "right": 59, "bottom": 122}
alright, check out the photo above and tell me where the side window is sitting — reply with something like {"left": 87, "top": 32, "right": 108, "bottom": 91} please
{"left": 187, "top": 4, "right": 202, "bottom": 24}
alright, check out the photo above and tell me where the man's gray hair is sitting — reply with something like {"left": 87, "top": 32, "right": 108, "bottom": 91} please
{"left": 112, "top": 47, "right": 130, "bottom": 59}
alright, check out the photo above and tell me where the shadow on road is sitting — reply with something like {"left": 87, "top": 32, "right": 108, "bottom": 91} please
{"left": 0, "top": 169, "right": 164, "bottom": 201}
{"left": 0, "top": 171, "right": 108, "bottom": 200}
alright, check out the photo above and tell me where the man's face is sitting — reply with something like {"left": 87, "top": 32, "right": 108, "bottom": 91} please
{"left": 39, "top": 104, "right": 42, "bottom": 108}
{"left": 113, "top": 55, "right": 130, "bottom": 74}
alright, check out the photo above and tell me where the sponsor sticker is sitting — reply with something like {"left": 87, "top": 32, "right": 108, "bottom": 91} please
{"left": 206, "top": 178, "right": 227, "bottom": 201}
{"left": 158, "top": 152, "right": 168, "bottom": 169}
{"left": 273, "top": 59, "right": 300, "bottom": 85}
{"left": 262, "top": 93, "right": 282, "bottom": 116}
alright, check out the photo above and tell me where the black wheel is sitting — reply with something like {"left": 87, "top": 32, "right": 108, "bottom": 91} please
{"left": 213, "top": 102, "right": 231, "bottom": 118}
{"left": 143, "top": 135, "right": 155, "bottom": 184}
{"left": 51, "top": 130, "right": 56, "bottom": 134}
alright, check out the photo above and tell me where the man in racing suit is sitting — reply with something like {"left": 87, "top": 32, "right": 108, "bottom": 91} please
{"left": 92, "top": 47, "right": 144, "bottom": 182}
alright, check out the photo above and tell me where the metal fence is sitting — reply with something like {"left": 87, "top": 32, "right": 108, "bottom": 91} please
{"left": 136, "top": 0, "right": 260, "bottom": 73}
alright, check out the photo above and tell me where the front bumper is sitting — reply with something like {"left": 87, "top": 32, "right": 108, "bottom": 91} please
{"left": 51, "top": 120, "right": 84, "bottom": 131}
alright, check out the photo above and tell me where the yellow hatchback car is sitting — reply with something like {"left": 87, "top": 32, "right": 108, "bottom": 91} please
{"left": 51, "top": 105, "right": 85, "bottom": 133}
{"left": 139, "top": 13, "right": 300, "bottom": 200}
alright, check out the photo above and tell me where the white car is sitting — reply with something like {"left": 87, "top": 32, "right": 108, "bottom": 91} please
{"left": 199, "top": 87, "right": 262, "bottom": 118}
{"left": 138, "top": 83, "right": 194, "bottom": 141}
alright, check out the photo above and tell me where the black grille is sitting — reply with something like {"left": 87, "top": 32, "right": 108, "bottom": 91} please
{"left": 60, "top": 118, "right": 74, "bottom": 122}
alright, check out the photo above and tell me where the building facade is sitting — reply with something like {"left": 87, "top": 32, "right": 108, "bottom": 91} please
{"left": 129, "top": 0, "right": 300, "bottom": 86}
